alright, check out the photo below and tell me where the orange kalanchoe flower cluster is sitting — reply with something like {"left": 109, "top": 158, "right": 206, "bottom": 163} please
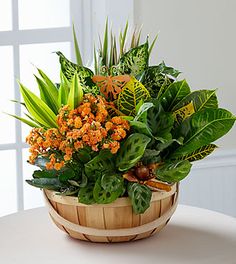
{"left": 26, "top": 94, "right": 130, "bottom": 170}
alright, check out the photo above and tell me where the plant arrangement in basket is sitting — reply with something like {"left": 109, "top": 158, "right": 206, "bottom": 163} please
{"left": 10, "top": 21, "right": 235, "bottom": 214}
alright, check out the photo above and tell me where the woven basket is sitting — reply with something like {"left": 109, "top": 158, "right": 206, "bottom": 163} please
{"left": 44, "top": 183, "right": 178, "bottom": 243}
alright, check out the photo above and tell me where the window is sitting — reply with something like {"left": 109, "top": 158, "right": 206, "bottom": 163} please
{"left": 0, "top": 0, "right": 83, "bottom": 216}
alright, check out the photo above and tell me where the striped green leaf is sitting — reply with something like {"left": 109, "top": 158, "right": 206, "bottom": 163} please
{"left": 19, "top": 82, "right": 58, "bottom": 128}
{"left": 180, "top": 144, "right": 217, "bottom": 162}
{"left": 35, "top": 75, "right": 59, "bottom": 114}
{"left": 72, "top": 23, "right": 83, "bottom": 66}
{"left": 67, "top": 74, "right": 83, "bottom": 109}
{"left": 58, "top": 71, "right": 70, "bottom": 106}
{"left": 5, "top": 113, "right": 39, "bottom": 127}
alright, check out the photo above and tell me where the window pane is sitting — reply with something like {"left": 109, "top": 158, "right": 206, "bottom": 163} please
{"left": 23, "top": 148, "right": 44, "bottom": 210}
{"left": 0, "top": 0, "right": 12, "bottom": 31}
{"left": 18, "top": 0, "right": 70, "bottom": 30}
{"left": 19, "top": 42, "right": 71, "bottom": 141}
{"left": 0, "top": 46, "right": 15, "bottom": 144}
{"left": 0, "top": 150, "right": 17, "bottom": 216}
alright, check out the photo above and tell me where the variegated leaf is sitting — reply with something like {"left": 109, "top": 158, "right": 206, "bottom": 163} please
{"left": 173, "top": 101, "right": 195, "bottom": 124}
{"left": 180, "top": 144, "right": 217, "bottom": 162}
{"left": 117, "top": 77, "right": 150, "bottom": 116}
{"left": 117, "top": 42, "right": 149, "bottom": 76}
{"left": 56, "top": 51, "right": 93, "bottom": 83}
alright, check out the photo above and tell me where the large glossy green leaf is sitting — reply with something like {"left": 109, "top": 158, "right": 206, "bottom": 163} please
{"left": 140, "top": 62, "right": 181, "bottom": 97}
{"left": 35, "top": 76, "right": 59, "bottom": 114}
{"left": 172, "top": 90, "right": 218, "bottom": 113}
{"left": 56, "top": 51, "right": 93, "bottom": 83}
{"left": 128, "top": 182, "right": 152, "bottom": 214}
{"left": 179, "top": 144, "right": 217, "bottom": 162}
{"left": 67, "top": 74, "right": 83, "bottom": 109}
{"left": 117, "top": 77, "right": 150, "bottom": 116}
{"left": 159, "top": 80, "right": 191, "bottom": 111}
{"left": 117, "top": 42, "right": 149, "bottom": 76}
{"left": 171, "top": 108, "right": 236, "bottom": 158}
{"left": 156, "top": 160, "right": 192, "bottom": 183}
{"left": 19, "top": 83, "right": 58, "bottom": 128}
{"left": 116, "top": 133, "right": 151, "bottom": 171}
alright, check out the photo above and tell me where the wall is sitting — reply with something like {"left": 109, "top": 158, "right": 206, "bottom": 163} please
{"left": 133, "top": 0, "right": 236, "bottom": 216}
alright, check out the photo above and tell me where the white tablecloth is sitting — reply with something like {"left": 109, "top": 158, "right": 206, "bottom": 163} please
{"left": 0, "top": 205, "right": 235, "bottom": 264}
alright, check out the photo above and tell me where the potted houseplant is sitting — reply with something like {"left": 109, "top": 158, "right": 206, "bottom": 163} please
{"left": 10, "top": 21, "right": 235, "bottom": 242}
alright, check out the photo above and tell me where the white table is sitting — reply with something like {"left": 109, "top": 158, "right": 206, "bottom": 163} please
{"left": 0, "top": 205, "right": 235, "bottom": 264}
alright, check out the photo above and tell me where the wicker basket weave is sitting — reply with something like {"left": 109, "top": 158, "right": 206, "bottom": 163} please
{"left": 44, "top": 183, "right": 178, "bottom": 243}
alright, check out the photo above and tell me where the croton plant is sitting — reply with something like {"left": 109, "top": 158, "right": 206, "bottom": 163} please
{"left": 11, "top": 22, "right": 235, "bottom": 214}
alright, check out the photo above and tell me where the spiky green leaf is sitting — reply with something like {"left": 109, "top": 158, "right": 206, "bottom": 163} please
{"left": 67, "top": 74, "right": 83, "bottom": 109}
{"left": 72, "top": 23, "right": 83, "bottom": 66}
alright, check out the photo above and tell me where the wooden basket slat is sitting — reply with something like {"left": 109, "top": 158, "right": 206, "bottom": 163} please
{"left": 44, "top": 184, "right": 178, "bottom": 243}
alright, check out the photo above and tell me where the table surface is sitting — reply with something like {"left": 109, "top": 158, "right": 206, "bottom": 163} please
{"left": 0, "top": 205, "right": 235, "bottom": 264}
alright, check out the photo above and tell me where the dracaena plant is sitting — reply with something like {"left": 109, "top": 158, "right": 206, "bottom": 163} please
{"left": 9, "top": 20, "right": 235, "bottom": 214}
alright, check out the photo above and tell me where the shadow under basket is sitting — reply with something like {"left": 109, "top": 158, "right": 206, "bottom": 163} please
{"left": 44, "top": 183, "right": 179, "bottom": 243}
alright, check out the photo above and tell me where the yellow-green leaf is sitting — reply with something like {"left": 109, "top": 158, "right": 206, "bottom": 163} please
{"left": 19, "top": 82, "right": 58, "bottom": 128}
{"left": 173, "top": 101, "right": 195, "bottom": 124}
{"left": 117, "top": 76, "right": 150, "bottom": 116}
{"left": 180, "top": 144, "right": 217, "bottom": 162}
{"left": 67, "top": 74, "right": 83, "bottom": 109}
{"left": 5, "top": 113, "right": 39, "bottom": 127}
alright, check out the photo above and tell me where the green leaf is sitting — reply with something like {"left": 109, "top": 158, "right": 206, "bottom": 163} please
{"left": 156, "top": 160, "right": 192, "bottom": 183}
{"left": 128, "top": 183, "right": 152, "bottom": 214}
{"left": 172, "top": 90, "right": 218, "bottom": 112}
{"left": 102, "top": 18, "right": 108, "bottom": 66}
{"left": 57, "top": 186, "right": 79, "bottom": 196}
{"left": 5, "top": 113, "right": 39, "bottom": 127}
{"left": 58, "top": 167, "right": 75, "bottom": 182}
{"left": 171, "top": 108, "right": 236, "bottom": 159}
{"left": 116, "top": 133, "right": 151, "bottom": 171}
{"left": 67, "top": 74, "right": 83, "bottom": 109}
{"left": 134, "top": 102, "right": 154, "bottom": 122}
{"left": 159, "top": 80, "right": 191, "bottom": 111}
{"left": 120, "top": 20, "right": 129, "bottom": 57}
{"left": 117, "top": 77, "right": 150, "bottom": 116}
{"left": 148, "top": 35, "right": 158, "bottom": 55}
{"left": 33, "top": 156, "right": 50, "bottom": 170}
{"left": 72, "top": 23, "right": 83, "bottom": 66}
{"left": 141, "top": 149, "right": 161, "bottom": 165}
{"left": 19, "top": 82, "right": 58, "bottom": 128}
{"left": 68, "top": 173, "right": 88, "bottom": 188}
{"left": 79, "top": 185, "right": 95, "bottom": 204}
{"left": 85, "top": 150, "right": 115, "bottom": 179}
{"left": 93, "top": 176, "right": 123, "bottom": 204}
{"left": 118, "top": 42, "right": 149, "bottom": 76}
{"left": 140, "top": 62, "right": 181, "bottom": 97}
{"left": 180, "top": 144, "right": 217, "bottom": 162}
{"left": 25, "top": 178, "right": 63, "bottom": 191}
{"left": 35, "top": 75, "right": 59, "bottom": 114}
{"left": 58, "top": 71, "right": 70, "bottom": 105}
{"left": 33, "top": 170, "right": 57, "bottom": 178}
{"left": 56, "top": 51, "right": 93, "bottom": 83}
{"left": 129, "top": 120, "right": 153, "bottom": 137}
{"left": 101, "top": 173, "right": 124, "bottom": 192}
{"left": 147, "top": 100, "right": 174, "bottom": 138}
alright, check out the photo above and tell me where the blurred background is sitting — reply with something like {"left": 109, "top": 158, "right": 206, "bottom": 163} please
{"left": 0, "top": 0, "right": 235, "bottom": 217}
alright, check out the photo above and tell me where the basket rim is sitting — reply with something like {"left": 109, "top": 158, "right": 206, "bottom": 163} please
{"left": 44, "top": 183, "right": 177, "bottom": 208}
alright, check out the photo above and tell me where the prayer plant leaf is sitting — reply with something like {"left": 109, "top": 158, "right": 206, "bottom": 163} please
{"left": 116, "top": 133, "right": 151, "bottom": 171}
{"left": 117, "top": 77, "right": 150, "bottom": 116}
{"left": 128, "top": 182, "right": 152, "bottom": 214}
{"left": 159, "top": 79, "right": 191, "bottom": 111}
{"left": 101, "top": 173, "right": 124, "bottom": 193}
{"left": 67, "top": 74, "right": 83, "bottom": 109}
{"left": 171, "top": 108, "right": 236, "bottom": 159}
{"left": 19, "top": 82, "right": 58, "bottom": 128}
{"left": 93, "top": 176, "right": 123, "bottom": 204}
{"left": 79, "top": 185, "right": 96, "bottom": 205}
{"left": 156, "top": 160, "right": 192, "bottom": 183}
{"left": 56, "top": 51, "right": 93, "bottom": 83}
{"left": 179, "top": 144, "right": 217, "bottom": 162}
{"left": 118, "top": 42, "right": 149, "bottom": 77}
